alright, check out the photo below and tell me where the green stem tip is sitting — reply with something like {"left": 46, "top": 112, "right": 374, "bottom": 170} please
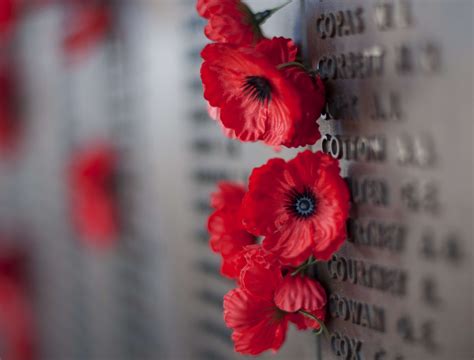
{"left": 254, "top": 0, "right": 293, "bottom": 25}
{"left": 298, "top": 310, "right": 329, "bottom": 337}
{"left": 277, "top": 61, "right": 308, "bottom": 71}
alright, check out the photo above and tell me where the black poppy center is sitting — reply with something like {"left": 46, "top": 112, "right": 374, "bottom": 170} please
{"left": 286, "top": 188, "right": 317, "bottom": 219}
{"left": 243, "top": 76, "right": 272, "bottom": 103}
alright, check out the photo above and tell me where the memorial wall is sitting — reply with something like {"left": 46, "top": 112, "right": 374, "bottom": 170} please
{"left": 303, "top": 0, "right": 473, "bottom": 359}
{"left": 0, "top": 0, "right": 471, "bottom": 359}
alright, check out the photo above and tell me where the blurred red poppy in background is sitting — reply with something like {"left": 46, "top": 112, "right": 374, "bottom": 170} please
{"left": 0, "top": 0, "right": 18, "bottom": 45}
{"left": 70, "top": 143, "right": 119, "bottom": 248}
{"left": 0, "top": 60, "right": 20, "bottom": 154}
{"left": 63, "top": 1, "right": 112, "bottom": 57}
{"left": 0, "top": 244, "right": 35, "bottom": 360}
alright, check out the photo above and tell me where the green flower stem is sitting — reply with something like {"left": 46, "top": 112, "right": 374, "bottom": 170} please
{"left": 298, "top": 310, "right": 329, "bottom": 337}
{"left": 254, "top": 0, "right": 293, "bottom": 25}
{"left": 277, "top": 61, "right": 308, "bottom": 71}
{"left": 269, "top": 0, "right": 293, "bottom": 14}
{"left": 290, "top": 256, "right": 317, "bottom": 276}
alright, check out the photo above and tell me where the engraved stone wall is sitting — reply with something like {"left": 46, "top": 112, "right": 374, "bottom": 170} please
{"left": 303, "top": 1, "right": 473, "bottom": 359}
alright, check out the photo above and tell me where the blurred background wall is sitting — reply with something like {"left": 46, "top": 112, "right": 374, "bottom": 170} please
{"left": 0, "top": 0, "right": 320, "bottom": 359}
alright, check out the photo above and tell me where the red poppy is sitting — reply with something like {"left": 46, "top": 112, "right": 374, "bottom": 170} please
{"left": 201, "top": 37, "right": 324, "bottom": 147}
{"left": 0, "top": 276, "right": 35, "bottom": 360}
{"left": 70, "top": 144, "right": 119, "bottom": 248}
{"left": 63, "top": 2, "right": 111, "bottom": 56}
{"left": 0, "top": 0, "right": 17, "bottom": 44}
{"left": 197, "top": 0, "right": 263, "bottom": 45}
{"left": 208, "top": 182, "right": 256, "bottom": 278}
{"left": 0, "top": 245, "right": 35, "bottom": 360}
{"left": 241, "top": 151, "right": 350, "bottom": 266}
{"left": 0, "top": 61, "right": 20, "bottom": 154}
{"left": 224, "top": 246, "right": 327, "bottom": 355}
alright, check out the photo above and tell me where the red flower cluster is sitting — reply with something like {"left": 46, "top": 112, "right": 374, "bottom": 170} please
{"left": 0, "top": 0, "right": 17, "bottom": 45}
{"left": 207, "top": 152, "right": 349, "bottom": 354}
{"left": 223, "top": 246, "right": 326, "bottom": 355}
{"left": 199, "top": 1, "right": 348, "bottom": 355}
{"left": 70, "top": 144, "right": 119, "bottom": 248}
{"left": 198, "top": 0, "right": 325, "bottom": 148}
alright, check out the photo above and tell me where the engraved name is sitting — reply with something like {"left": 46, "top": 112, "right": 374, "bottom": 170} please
{"left": 346, "top": 177, "right": 390, "bottom": 206}
{"left": 347, "top": 218, "right": 406, "bottom": 252}
{"left": 322, "top": 134, "right": 386, "bottom": 162}
{"left": 329, "top": 294, "right": 386, "bottom": 332}
{"left": 317, "top": 47, "right": 385, "bottom": 80}
{"left": 330, "top": 331, "right": 364, "bottom": 360}
{"left": 327, "top": 255, "right": 407, "bottom": 296}
{"left": 316, "top": 8, "right": 365, "bottom": 39}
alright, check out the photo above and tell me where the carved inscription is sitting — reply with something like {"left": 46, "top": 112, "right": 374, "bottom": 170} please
{"left": 346, "top": 177, "right": 390, "bottom": 207}
{"left": 374, "top": 0, "right": 412, "bottom": 30}
{"left": 329, "top": 294, "right": 386, "bottom": 332}
{"left": 327, "top": 255, "right": 407, "bottom": 296}
{"left": 316, "top": 8, "right": 365, "bottom": 39}
{"left": 322, "top": 135, "right": 386, "bottom": 162}
{"left": 330, "top": 331, "right": 364, "bottom": 360}
{"left": 347, "top": 219, "right": 406, "bottom": 252}
{"left": 306, "top": 0, "right": 471, "bottom": 358}
{"left": 318, "top": 47, "right": 385, "bottom": 80}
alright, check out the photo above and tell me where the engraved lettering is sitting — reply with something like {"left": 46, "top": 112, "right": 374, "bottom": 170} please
{"left": 316, "top": 8, "right": 365, "bottom": 39}
{"left": 322, "top": 135, "right": 386, "bottom": 162}
{"left": 325, "top": 93, "right": 359, "bottom": 121}
{"left": 347, "top": 219, "right": 406, "bottom": 252}
{"left": 395, "top": 45, "right": 414, "bottom": 74}
{"left": 372, "top": 91, "right": 403, "bottom": 121}
{"left": 420, "top": 277, "right": 442, "bottom": 307}
{"left": 346, "top": 177, "right": 389, "bottom": 206}
{"left": 400, "top": 180, "right": 440, "bottom": 214}
{"left": 329, "top": 294, "right": 386, "bottom": 332}
{"left": 318, "top": 48, "right": 385, "bottom": 80}
{"left": 374, "top": 0, "right": 413, "bottom": 30}
{"left": 328, "top": 255, "right": 407, "bottom": 295}
{"left": 330, "top": 331, "right": 364, "bottom": 360}
{"left": 396, "top": 134, "right": 436, "bottom": 167}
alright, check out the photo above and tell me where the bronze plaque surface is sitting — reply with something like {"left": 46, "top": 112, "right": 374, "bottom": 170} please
{"left": 303, "top": 1, "right": 473, "bottom": 359}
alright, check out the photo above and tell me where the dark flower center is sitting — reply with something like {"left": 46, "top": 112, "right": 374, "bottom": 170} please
{"left": 242, "top": 76, "right": 272, "bottom": 103}
{"left": 285, "top": 188, "right": 317, "bottom": 219}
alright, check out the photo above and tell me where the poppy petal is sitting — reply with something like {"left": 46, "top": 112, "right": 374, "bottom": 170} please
{"left": 274, "top": 275, "right": 327, "bottom": 313}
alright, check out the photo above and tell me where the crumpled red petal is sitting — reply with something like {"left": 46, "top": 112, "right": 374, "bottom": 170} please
{"left": 224, "top": 288, "right": 288, "bottom": 355}
{"left": 274, "top": 275, "right": 327, "bottom": 313}
{"left": 196, "top": 0, "right": 239, "bottom": 19}
{"left": 239, "top": 247, "right": 282, "bottom": 300}
{"left": 262, "top": 226, "right": 314, "bottom": 267}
